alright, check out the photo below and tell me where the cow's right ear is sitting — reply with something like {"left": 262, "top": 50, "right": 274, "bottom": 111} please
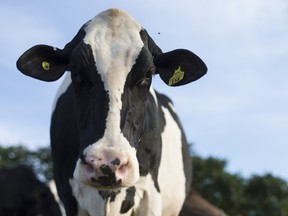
{"left": 16, "top": 45, "right": 69, "bottom": 82}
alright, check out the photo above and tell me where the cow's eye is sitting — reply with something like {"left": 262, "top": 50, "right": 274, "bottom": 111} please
{"left": 137, "top": 68, "right": 154, "bottom": 88}
{"left": 137, "top": 77, "right": 151, "bottom": 87}
{"left": 137, "top": 72, "right": 152, "bottom": 88}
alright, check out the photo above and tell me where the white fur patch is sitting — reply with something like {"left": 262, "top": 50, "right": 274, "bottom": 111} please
{"left": 70, "top": 178, "right": 105, "bottom": 216}
{"left": 51, "top": 74, "right": 71, "bottom": 113}
{"left": 48, "top": 180, "right": 66, "bottom": 216}
{"left": 158, "top": 107, "right": 186, "bottom": 216}
{"left": 134, "top": 174, "right": 162, "bottom": 216}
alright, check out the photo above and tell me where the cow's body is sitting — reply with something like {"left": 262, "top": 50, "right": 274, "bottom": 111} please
{"left": 0, "top": 166, "right": 61, "bottom": 216}
{"left": 17, "top": 9, "right": 207, "bottom": 216}
{"left": 51, "top": 75, "right": 192, "bottom": 215}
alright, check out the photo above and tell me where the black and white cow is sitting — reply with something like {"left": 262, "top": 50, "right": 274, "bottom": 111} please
{"left": 17, "top": 8, "right": 207, "bottom": 216}
{"left": 0, "top": 166, "right": 62, "bottom": 216}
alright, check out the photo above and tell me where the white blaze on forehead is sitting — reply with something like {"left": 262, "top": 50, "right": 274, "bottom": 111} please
{"left": 74, "top": 9, "right": 142, "bottom": 187}
{"left": 83, "top": 9, "right": 144, "bottom": 141}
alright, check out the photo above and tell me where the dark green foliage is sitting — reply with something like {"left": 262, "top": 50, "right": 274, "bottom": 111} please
{"left": 192, "top": 155, "right": 288, "bottom": 216}
{"left": 0, "top": 145, "right": 53, "bottom": 181}
{"left": 242, "top": 174, "right": 288, "bottom": 216}
{"left": 192, "top": 156, "right": 245, "bottom": 214}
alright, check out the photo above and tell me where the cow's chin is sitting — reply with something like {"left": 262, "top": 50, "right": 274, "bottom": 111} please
{"left": 73, "top": 156, "right": 140, "bottom": 190}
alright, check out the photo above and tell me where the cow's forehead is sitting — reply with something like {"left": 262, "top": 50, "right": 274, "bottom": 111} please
{"left": 79, "top": 9, "right": 146, "bottom": 145}
{"left": 83, "top": 9, "right": 144, "bottom": 92}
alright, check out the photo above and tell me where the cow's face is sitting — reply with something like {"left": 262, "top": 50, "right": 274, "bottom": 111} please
{"left": 17, "top": 9, "right": 207, "bottom": 190}
{"left": 69, "top": 10, "right": 154, "bottom": 189}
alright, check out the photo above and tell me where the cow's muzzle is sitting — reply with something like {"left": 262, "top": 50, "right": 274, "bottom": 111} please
{"left": 74, "top": 144, "right": 140, "bottom": 189}
{"left": 82, "top": 155, "right": 128, "bottom": 187}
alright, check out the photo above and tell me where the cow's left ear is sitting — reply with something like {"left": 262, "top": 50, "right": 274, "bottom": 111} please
{"left": 17, "top": 45, "right": 68, "bottom": 82}
{"left": 154, "top": 49, "right": 207, "bottom": 86}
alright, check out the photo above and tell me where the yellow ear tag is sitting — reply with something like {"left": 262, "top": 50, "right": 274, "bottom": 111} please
{"left": 42, "top": 61, "right": 50, "bottom": 71}
{"left": 168, "top": 66, "right": 185, "bottom": 86}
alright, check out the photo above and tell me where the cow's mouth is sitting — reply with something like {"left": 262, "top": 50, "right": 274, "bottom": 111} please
{"left": 91, "top": 175, "right": 122, "bottom": 187}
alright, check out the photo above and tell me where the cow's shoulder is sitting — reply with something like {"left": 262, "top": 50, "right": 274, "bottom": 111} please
{"left": 154, "top": 90, "right": 183, "bottom": 125}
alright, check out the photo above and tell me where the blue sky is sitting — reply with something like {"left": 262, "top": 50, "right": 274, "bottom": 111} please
{"left": 1, "top": 0, "right": 287, "bottom": 180}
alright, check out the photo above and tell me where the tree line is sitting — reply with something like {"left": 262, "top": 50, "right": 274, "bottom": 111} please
{"left": 0, "top": 145, "right": 288, "bottom": 215}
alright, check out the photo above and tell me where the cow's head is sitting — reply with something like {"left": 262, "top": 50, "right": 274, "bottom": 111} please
{"left": 17, "top": 9, "right": 207, "bottom": 190}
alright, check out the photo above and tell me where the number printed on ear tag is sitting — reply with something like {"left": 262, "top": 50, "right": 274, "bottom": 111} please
{"left": 169, "top": 66, "right": 185, "bottom": 86}
{"left": 42, "top": 61, "right": 50, "bottom": 71}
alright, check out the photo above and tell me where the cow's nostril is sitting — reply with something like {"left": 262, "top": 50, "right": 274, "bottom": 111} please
{"left": 116, "top": 163, "right": 128, "bottom": 179}
{"left": 100, "top": 164, "right": 113, "bottom": 175}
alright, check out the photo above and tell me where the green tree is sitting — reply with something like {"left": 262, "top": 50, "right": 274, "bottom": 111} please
{"left": 0, "top": 145, "right": 53, "bottom": 181}
{"left": 192, "top": 155, "right": 245, "bottom": 215}
{"left": 243, "top": 174, "right": 288, "bottom": 216}
{"left": 192, "top": 155, "right": 288, "bottom": 216}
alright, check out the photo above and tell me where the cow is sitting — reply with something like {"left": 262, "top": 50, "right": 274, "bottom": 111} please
{"left": 179, "top": 189, "right": 226, "bottom": 216}
{"left": 17, "top": 8, "right": 207, "bottom": 216}
{"left": 0, "top": 165, "right": 62, "bottom": 216}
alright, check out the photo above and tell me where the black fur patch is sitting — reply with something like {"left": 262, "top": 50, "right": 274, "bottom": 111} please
{"left": 99, "top": 190, "right": 121, "bottom": 202}
{"left": 120, "top": 187, "right": 136, "bottom": 214}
